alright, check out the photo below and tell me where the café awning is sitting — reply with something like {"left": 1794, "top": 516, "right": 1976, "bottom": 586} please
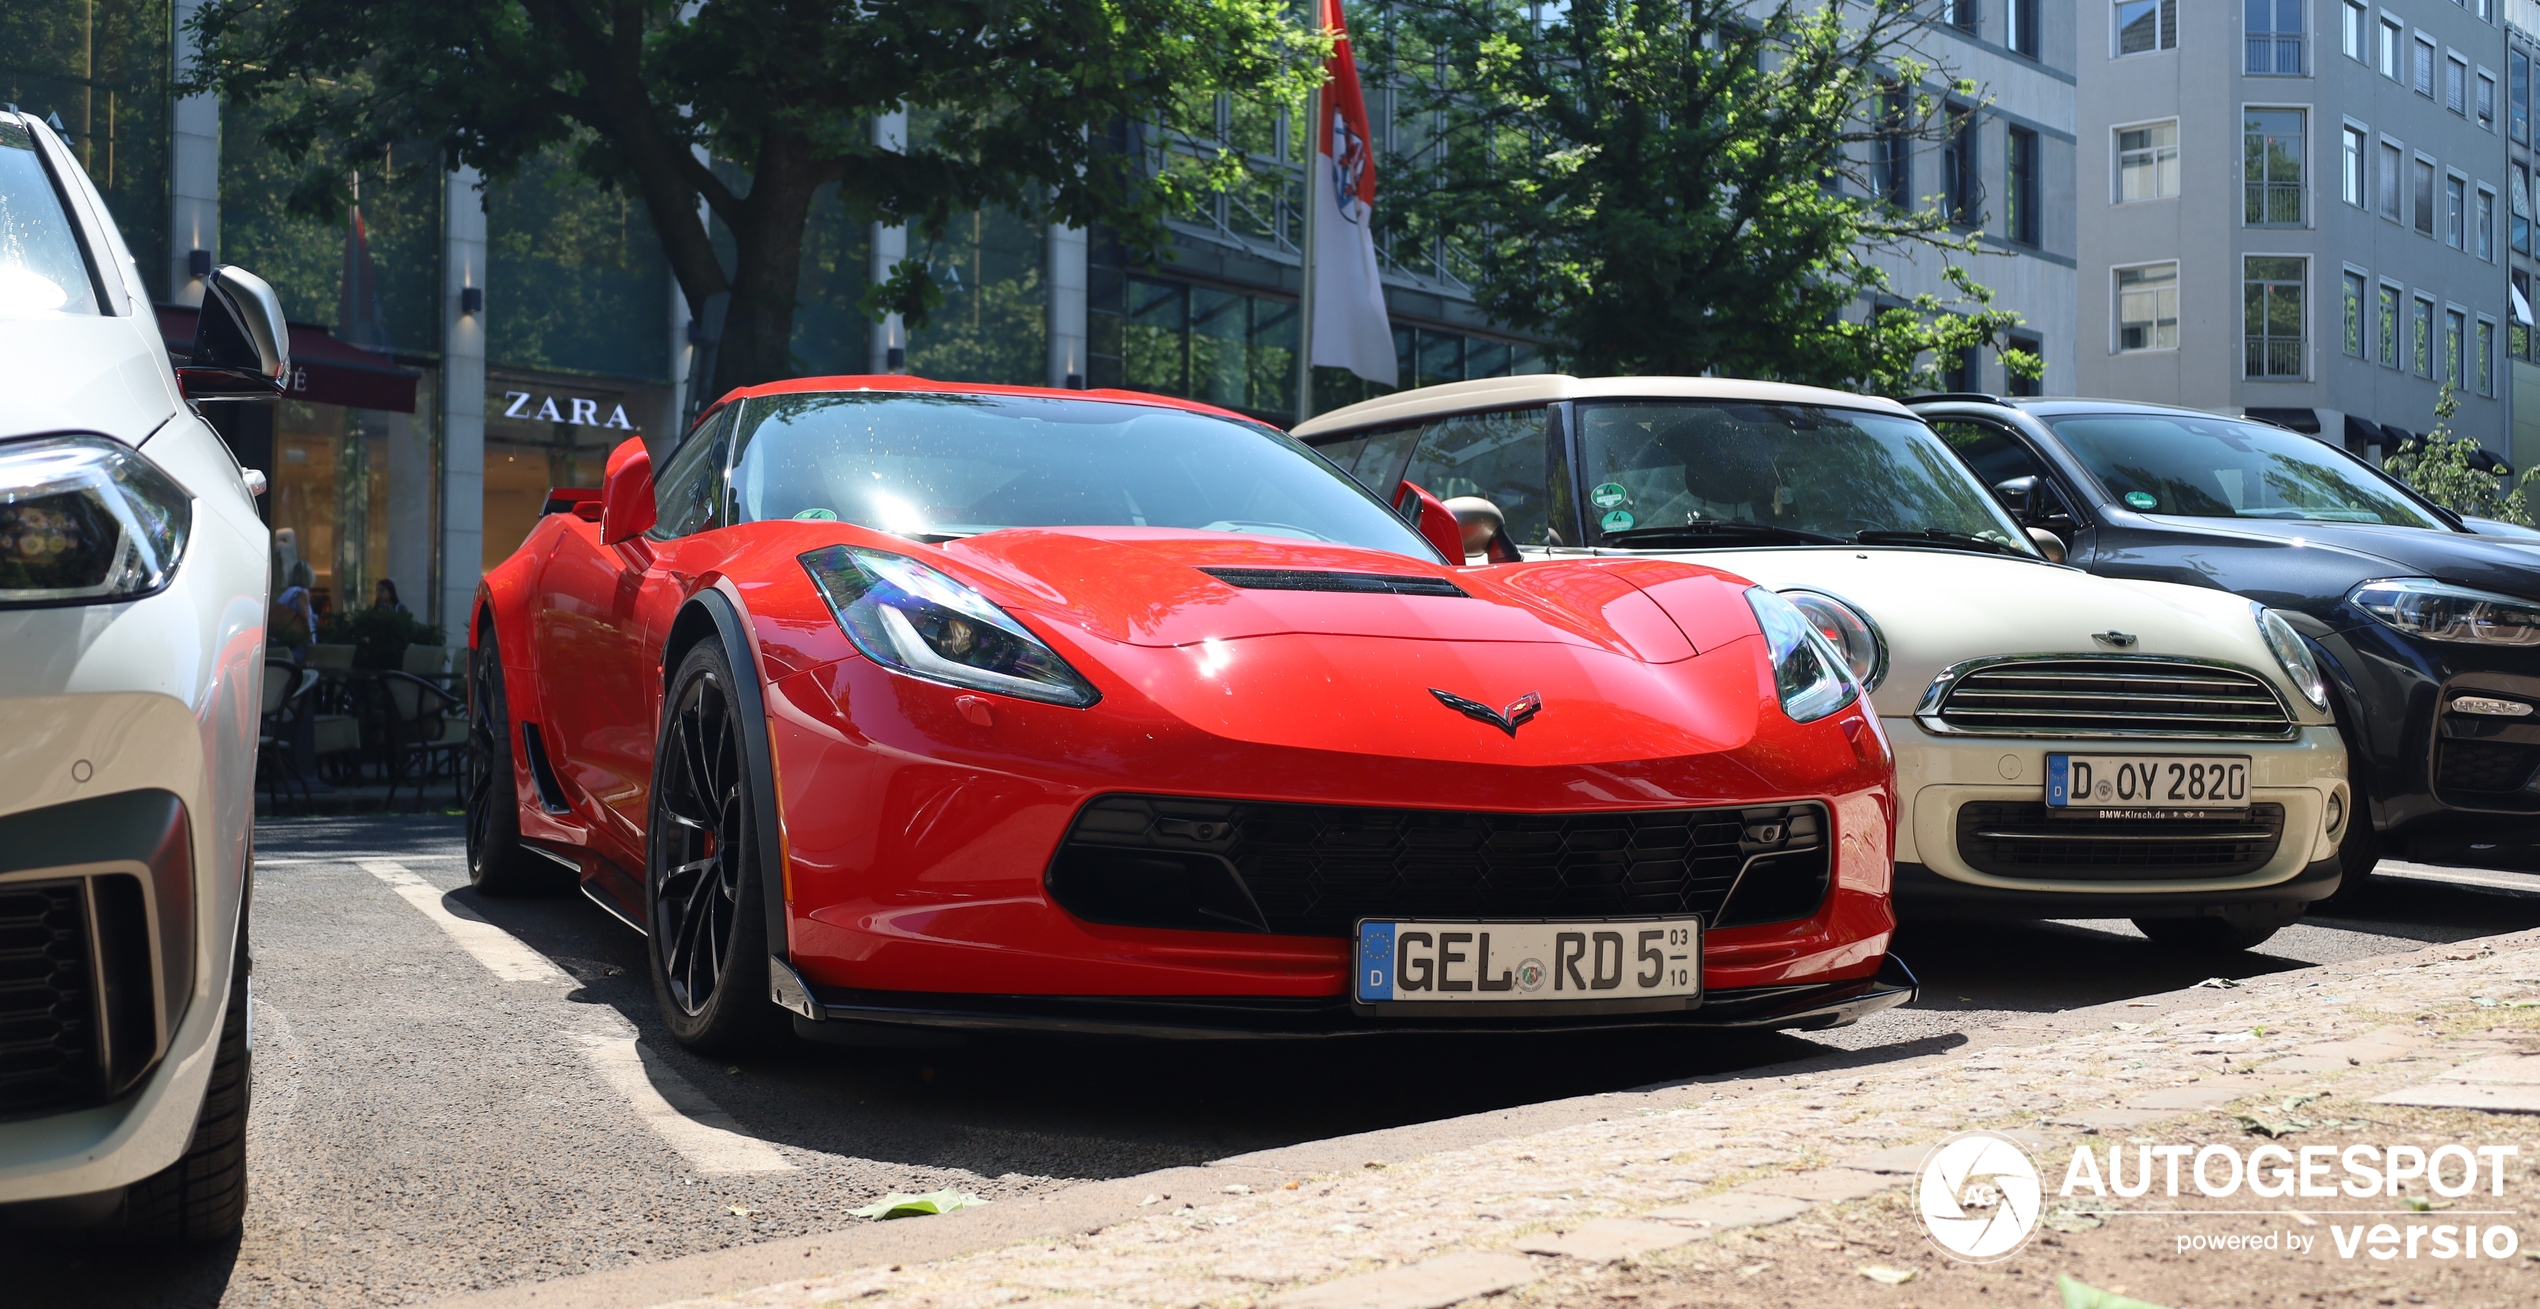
{"left": 155, "top": 304, "right": 421, "bottom": 414}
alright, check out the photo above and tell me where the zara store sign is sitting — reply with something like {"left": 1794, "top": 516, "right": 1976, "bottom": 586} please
{"left": 501, "top": 391, "right": 638, "bottom": 431}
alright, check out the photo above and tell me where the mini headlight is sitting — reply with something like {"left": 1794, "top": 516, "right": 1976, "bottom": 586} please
{"left": 1780, "top": 588, "right": 1887, "bottom": 691}
{"left": 0, "top": 435, "right": 192, "bottom": 606}
{"left": 799, "top": 545, "right": 1100, "bottom": 707}
{"left": 2349, "top": 577, "right": 2540, "bottom": 647}
{"left": 2254, "top": 605, "right": 2330, "bottom": 710}
{"left": 1746, "top": 586, "right": 1860, "bottom": 724}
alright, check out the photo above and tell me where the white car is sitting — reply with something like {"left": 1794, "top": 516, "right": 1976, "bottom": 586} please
{"left": 1294, "top": 376, "right": 2350, "bottom": 951}
{"left": 0, "top": 110, "right": 281, "bottom": 1238}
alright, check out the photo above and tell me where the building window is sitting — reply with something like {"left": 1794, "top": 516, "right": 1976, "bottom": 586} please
{"left": 2007, "top": 333, "right": 2043, "bottom": 395}
{"left": 2245, "top": 257, "right": 2306, "bottom": 378}
{"left": 2247, "top": 0, "right": 2305, "bottom": 74}
{"left": 2448, "top": 55, "right": 2469, "bottom": 114}
{"left": 2416, "top": 37, "right": 2436, "bottom": 97}
{"left": 2343, "top": 126, "right": 2367, "bottom": 206}
{"left": 1943, "top": 106, "right": 1979, "bottom": 226}
{"left": 2379, "top": 281, "right": 2402, "bottom": 366}
{"left": 2246, "top": 111, "right": 2305, "bottom": 225}
{"left": 2009, "top": 0, "right": 2039, "bottom": 57}
{"left": 2343, "top": 269, "right": 2368, "bottom": 355}
{"left": 2117, "top": 0, "right": 2179, "bottom": 55}
{"left": 2515, "top": 163, "right": 2532, "bottom": 252}
{"left": 1952, "top": 0, "right": 1979, "bottom": 34}
{"left": 1942, "top": 343, "right": 1980, "bottom": 392}
{"left": 2379, "top": 140, "right": 2404, "bottom": 219}
{"left": 1877, "top": 86, "right": 1913, "bottom": 209}
{"left": 2118, "top": 121, "right": 2181, "bottom": 201}
{"left": 2344, "top": 0, "right": 2369, "bottom": 62}
{"left": 2479, "top": 71, "right": 2497, "bottom": 129}
{"left": 2414, "top": 156, "right": 2437, "bottom": 234}
{"left": 2515, "top": 52, "right": 2530, "bottom": 144}
{"left": 2117, "top": 263, "right": 2181, "bottom": 351}
{"left": 2516, "top": 272, "right": 2533, "bottom": 358}
{"left": 2413, "top": 295, "right": 2435, "bottom": 375}
{"left": 2445, "top": 307, "right": 2466, "bottom": 385}
{"left": 2006, "top": 126, "right": 2040, "bottom": 245}
{"left": 2446, "top": 174, "right": 2467, "bottom": 246}
{"left": 2381, "top": 19, "right": 2404, "bottom": 80}
{"left": 2478, "top": 318, "right": 2496, "bottom": 394}
{"left": 2477, "top": 185, "right": 2496, "bottom": 260}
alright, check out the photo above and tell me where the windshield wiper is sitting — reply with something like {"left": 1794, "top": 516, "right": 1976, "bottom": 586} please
{"left": 1601, "top": 521, "right": 1845, "bottom": 547}
{"left": 1853, "top": 528, "right": 2027, "bottom": 556}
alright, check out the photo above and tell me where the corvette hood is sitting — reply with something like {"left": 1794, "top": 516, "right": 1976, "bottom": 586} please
{"left": 2129, "top": 513, "right": 2540, "bottom": 604}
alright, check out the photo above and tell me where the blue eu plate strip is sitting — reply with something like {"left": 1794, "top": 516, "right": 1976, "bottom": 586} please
{"left": 2046, "top": 754, "right": 2069, "bottom": 807}
{"left": 1357, "top": 922, "right": 1395, "bottom": 1001}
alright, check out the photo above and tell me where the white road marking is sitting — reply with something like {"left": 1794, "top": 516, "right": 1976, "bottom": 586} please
{"left": 356, "top": 859, "right": 570, "bottom": 984}
{"left": 261, "top": 853, "right": 465, "bottom": 865}
{"left": 2376, "top": 860, "right": 2540, "bottom": 896}
{"left": 564, "top": 1030, "right": 795, "bottom": 1174}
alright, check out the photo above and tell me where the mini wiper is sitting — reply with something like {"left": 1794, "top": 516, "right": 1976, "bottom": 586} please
{"left": 1601, "top": 521, "right": 1845, "bottom": 547}
{"left": 1853, "top": 528, "right": 2026, "bottom": 556}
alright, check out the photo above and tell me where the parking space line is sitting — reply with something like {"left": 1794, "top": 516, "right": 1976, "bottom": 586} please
{"left": 356, "top": 859, "right": 570, "bottom": 984}
{"left": 564, "top": 1031, "right": 795, "bottom": 1174}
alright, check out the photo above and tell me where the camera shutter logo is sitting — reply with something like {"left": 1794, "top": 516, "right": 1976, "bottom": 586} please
{"left": 1917, "top": 1131, "right": 2043, "bottom": 1262}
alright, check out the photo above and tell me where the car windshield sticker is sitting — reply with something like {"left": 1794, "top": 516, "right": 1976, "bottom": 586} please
{"left": 1590, "top": 482, "right": 1630, "bottom": 510}
{"left": 2124, "top": 491, "right": 2158, "bottom": 510}
{"left": 1600, "top": 509, "right": 1635, "bottom": 532}
{"left": 794, "top": 507, "right": 839, "bottom": 520}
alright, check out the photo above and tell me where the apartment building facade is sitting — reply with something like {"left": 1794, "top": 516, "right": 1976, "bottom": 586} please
{"left": 2506, "top": 2, "right": 2540, "bottom": 468}
{"left": 2079, "top": 0, "right": 2511, "bottom": 456}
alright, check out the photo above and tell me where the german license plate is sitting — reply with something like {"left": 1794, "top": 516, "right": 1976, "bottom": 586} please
{"left": 2047, "top": 753, "right": 2252, "bottom": 814}
{"left": 1355, "top": 918, "right": 1701, "bottom": 1004}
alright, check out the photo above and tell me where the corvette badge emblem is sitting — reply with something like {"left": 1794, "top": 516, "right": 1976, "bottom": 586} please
{"left": 1429, "top": 688, "right": 1544, "bottom": 737}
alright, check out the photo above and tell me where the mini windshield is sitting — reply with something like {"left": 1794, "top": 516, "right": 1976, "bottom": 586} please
{"left": 1577, "top": 401, "right": 2035, "bottom": 554}
{"left": 0, "top": 120, "right": 99, "bottom": 319}
{"left": 726, "top": 391, "right": 1439, "bottom": 557}
{"left": 2044, "top": 413, "right": 2445, "bottom": 528}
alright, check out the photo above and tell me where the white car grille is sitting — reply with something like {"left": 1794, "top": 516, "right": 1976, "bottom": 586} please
{"left": 1923, "top": 658, "right": 2296, "bottom": 739}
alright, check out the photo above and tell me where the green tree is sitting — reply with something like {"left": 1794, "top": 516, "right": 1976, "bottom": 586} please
{"left": 185, "top": 0, "right": 1321, "bottom": 394}
{"left": 2383, "top": 384, "right": 2537, "bottom": 526}
{"left": 1371, "top": 0, "right": 2039, "bottom": 393}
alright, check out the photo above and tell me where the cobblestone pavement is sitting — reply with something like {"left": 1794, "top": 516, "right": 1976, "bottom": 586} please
{"left": 651, "top": 929, "right": 2540, "bottom": 1309}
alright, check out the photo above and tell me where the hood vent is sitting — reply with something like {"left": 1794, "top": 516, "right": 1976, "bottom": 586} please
{"left": 1200, "top": 568, "right": 1468, "bottom": 598}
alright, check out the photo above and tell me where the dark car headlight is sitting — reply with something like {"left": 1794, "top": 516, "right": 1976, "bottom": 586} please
{"left": 2349, "top": 578, "right": 2540, "bottom": 648}
{"left": 1746, "top": 586, "right": 1860, "bottom": 723}
{"left": 0, "top": 435, "right": 192, "bottom": 606}
{"left": 799, "top": 544, "right": 1100, "bottom": 707}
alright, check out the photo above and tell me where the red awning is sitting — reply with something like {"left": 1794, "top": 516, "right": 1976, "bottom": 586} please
{"left": 155, "top": 304, "right": 421, "bottom": 414}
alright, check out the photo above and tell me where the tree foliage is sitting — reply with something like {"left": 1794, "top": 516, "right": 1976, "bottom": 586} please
{"left": 1370, "top": 0, "right": 2039, "bottom": 393}
{"left": 186, "top": 0, "right": 1322, "bottom": 394}
{"left": 2383, "top": 384, "right": 2537, "bottom": 526}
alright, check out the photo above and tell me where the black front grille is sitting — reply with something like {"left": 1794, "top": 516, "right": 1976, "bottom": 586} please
{"left": 0, "top": 880, "right": 98, "bottom": 1119}
{"left": 1199, "top": 568, "right": 1468, "bottom": 598}
{"left": 1049, "top": 795, "right": 1829, "bottom": 937}
{"left": 2436, "top": 739, "right": 2540, "bottom": 796}
{"left": 1955, "top": 802, "right": 2286, "bottom": 880}
{"left": 1935, "top": 659, "right": 2294, "bottom": 737}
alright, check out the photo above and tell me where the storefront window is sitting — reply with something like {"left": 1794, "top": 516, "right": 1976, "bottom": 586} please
{"left": 490, "top": 142, "right": 672, "bottom": 380}
{"left": 905, "top": 206, "right": 1047, "bottom": 385}
{"left": 481, "top": 371, "right": 669, "bottom": 569}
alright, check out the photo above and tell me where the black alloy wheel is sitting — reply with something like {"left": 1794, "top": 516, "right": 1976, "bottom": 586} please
{"left": 466, "top": 623, "right": 569, "bottom": 895}
{"left": 647, "top": 640, "right": 784, "bottom": 1052}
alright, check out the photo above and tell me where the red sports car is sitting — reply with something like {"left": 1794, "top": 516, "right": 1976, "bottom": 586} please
{"left": 466, "top": 377, "right": 1912, "bottom": 1051}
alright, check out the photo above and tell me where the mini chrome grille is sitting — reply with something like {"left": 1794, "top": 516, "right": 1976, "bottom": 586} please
{"left": 1928, "top": 659, "right": 2294, "bottom": 738}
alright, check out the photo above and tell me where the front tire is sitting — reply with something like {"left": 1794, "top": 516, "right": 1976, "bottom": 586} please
{"left": 2132, "top": 907, "right": 2302, "bottom": 953}
{"left": 114, "top": 935, "right": 251, "bottom": 1242}
{"left": 467, "top": 622, "right": 569, "bottom": 896}
{"left": 647, "top": 640, "right": 786, "bottom": 1054}
{"left": 2310, "top": 819, "right": 2381, "bottom": 915}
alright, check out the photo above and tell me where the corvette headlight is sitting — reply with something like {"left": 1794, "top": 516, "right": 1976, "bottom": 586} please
{"left": 1780, "top": 588, "right": 1886, "bottom": 691}
{"left": 2254, "top": 605, "right": 2329, "bottom": 710}
{"left": 1746, "top": 586, "right": 1859, "bottom": 723}
{"left": 2350, "top": 578, "right": 2540, "bottom": 648}
{"left": 799, "top": 545, "right": 1100, "bottom": 707}
{"left": 0, "top": 435, "right": 191, "bottom": 606}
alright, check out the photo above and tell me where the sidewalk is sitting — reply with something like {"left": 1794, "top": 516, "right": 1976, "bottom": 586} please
{"left": 578, "top": 928, "right": 2540, "bottom": 1309}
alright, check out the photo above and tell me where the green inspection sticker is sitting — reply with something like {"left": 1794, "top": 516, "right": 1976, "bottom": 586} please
{"left": 1590, "top": 482, "right": 1631, "bottom": 510}
{"left": 794, "top": 508, "right": 839, "bottom": 520}
{"left": 1600, "top": 509, "right": 1636, "bottom": 532}
{"left": 2123, "top": 491, "right": 2158, "bottom": 510}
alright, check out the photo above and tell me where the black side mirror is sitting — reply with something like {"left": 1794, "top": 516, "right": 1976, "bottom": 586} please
{"left": 1992, "top": 475, "right": 2039, "bottom": 519}
{"left": 179, "top": 265, "right": 290, "bottom": 402}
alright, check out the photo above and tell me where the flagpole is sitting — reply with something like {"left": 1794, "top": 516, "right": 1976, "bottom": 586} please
{"left": 1295, "top": 80, "right": 1321, "bottom": 426}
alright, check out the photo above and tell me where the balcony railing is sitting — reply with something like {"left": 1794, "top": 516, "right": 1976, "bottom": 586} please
{"left": 2247, "top": 35, "right": 2304, "bottom": 76}
{"left": 2245, "top": 336, "right": 2304, "bottom": 377}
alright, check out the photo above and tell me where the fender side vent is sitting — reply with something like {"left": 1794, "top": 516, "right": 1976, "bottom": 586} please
{"left": 519, "top": 723, "right": 573, "bottom": 814}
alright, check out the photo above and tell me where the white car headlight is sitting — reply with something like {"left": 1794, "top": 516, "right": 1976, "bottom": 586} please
{"left": 2349, "top": 577, "right": 2540, "bottom": 647}
{"left": 2254, "top": 605, "right": 2329, "bottom": 710}
{"left": 0, "top": 435, "right": 192, "bottom": 606}
{"left": 800, "top": 544, "right": 1100, "bottom": 707}
{"left": 1746, "top": 586, "right": 1860, "bottom": 723}
{"left": 1780, "top": 588, "right": 1887, "bottom": 691}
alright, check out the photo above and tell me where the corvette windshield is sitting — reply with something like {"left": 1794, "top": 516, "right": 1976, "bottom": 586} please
{"left": 726, "top": 391, "right": 1438, "bottom": 556}
{"left": 1577, "top": 401, "right": 2034, "bottom": 553}
{"left": 2044, "top": 413, "right": 2445, "bottom": 528}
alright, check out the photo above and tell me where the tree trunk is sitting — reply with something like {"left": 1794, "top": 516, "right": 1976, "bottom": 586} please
{"left": 708, "top": 131, "right": 828, "bottom": 399}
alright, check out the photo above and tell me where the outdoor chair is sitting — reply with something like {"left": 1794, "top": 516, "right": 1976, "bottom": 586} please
{"left": 257, "top": 660, "right": 319, "bottom": 815}
{"left": 380, "top": 670, "right": 468, "bottom": 811}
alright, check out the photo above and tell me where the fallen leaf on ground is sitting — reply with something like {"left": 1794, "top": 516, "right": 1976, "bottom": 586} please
{"left": 2234, "top": 1113, "right": 2314, "bottom": 1138}
{"left": 2058, "top": 1274, "right": 2174, "bottom": 1309}
{"left": 2284, "top": 1209, "right": 2317, "bottom": 1226}
{"left": 849, "top": 1190, "right": 989, "bottom": 1220}
{"left": 2192, "top": 977, "right": 2243, "bottom": 989}
{"left": 727, "top": 1206, "right": 756, "bottom": 1217}
{"left": 2113, "top": 1022, "right": 2142, "bottom": 1031}
{"left": 1858, "top": 1265, "right": 1917, "bottom": 1285}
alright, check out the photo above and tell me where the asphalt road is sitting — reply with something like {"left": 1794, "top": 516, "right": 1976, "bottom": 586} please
{"left": 8, "top": 814, "right": 2539, "bottom": 1307}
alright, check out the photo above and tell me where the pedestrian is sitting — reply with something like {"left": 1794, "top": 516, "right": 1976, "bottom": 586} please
{"left": 271, "top": 528, "right": 318, "bottom": 660}
{"left": 373, "top": 577, "right": 409, "bottom": 614}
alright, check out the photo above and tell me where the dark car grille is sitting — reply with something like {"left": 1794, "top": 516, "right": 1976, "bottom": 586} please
{"left": 1199, "top": 568, "right": 1469, "bottom": 598}
{"left": 1932, "top": 659, "right": 2294, "bottom": 737}
{"left": 1955, "top": 802, "right": 2286, "bottom": 880}
{"left": 1050, "top": 795, "right": 1831, "bottom": 937}
{"left": 0, "top": 880, "right": 99, "bottom": 1119}
{"left": 2434, "top": 739, "right": 2540, "bottom": 803}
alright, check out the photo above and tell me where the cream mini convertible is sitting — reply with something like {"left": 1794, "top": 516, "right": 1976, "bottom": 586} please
{"left": 1294, "top": 376, "right": 2351, "bottom": 952}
